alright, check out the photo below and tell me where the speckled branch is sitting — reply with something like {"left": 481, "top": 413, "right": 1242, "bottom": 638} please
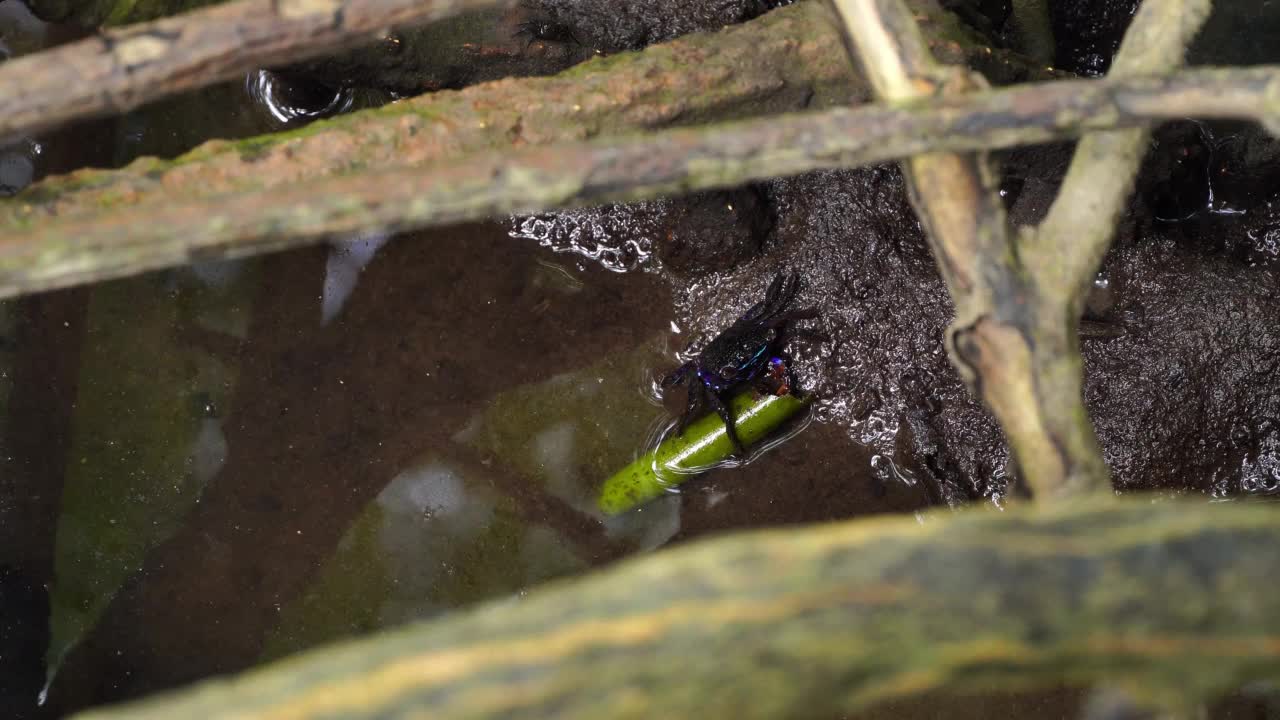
{"left": 73, "top": 500, "right": 1280, "bottom": 719}
{"left": 0, "top": 0, "right": 514, "bottom": 142}
{"left": 831, "top": 0, "right": 1215, "bottom": 501}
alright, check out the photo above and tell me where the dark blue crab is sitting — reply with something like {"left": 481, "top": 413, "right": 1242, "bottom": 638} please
{"left": 662, "top": 273, "right": 821, "bottom": 456}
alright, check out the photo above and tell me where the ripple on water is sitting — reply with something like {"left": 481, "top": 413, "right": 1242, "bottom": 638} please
{"left": 244, "top": 69, "right": 354, "bottom": 127}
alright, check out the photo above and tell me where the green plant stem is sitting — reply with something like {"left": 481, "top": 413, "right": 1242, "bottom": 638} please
{"left": 598, "top": 390, "right": 810, "bottom": 515}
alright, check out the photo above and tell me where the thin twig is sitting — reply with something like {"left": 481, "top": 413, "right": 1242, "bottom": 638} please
{"left": 1031, "top": 1, "right": 1215, "bottom": 307}
{"left": 3, "top": 64, "right": 1278, "bottom": 299}
{"left": 0, "top": 0, "right": 514, "bottom": 142}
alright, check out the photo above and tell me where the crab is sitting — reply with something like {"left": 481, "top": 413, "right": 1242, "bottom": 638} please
{"left": 662, "top": 273, "right": 821, "bottom": 456}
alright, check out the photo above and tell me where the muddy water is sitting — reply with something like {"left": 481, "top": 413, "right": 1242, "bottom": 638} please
{"left": 1, "top": 219, "right": 933, "bottom": 717}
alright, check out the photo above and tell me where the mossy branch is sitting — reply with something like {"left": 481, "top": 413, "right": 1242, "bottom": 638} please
{"left": 73, "top": 500, "right": 1280, "bottom": 720}
{"left": 4, "top": 61, "right": 1280, "bottom": 299}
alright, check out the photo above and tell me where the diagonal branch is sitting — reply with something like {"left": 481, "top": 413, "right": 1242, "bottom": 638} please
{"left": 832, "top": 0, "right": 1091, "bottom": 499}
{"left": 1030, "top": 1, "right": 1215, "bottom": 308}
{"left": 0, "top": 0, "right": 513, "bottom": 142}
{"left": 831, "top": 0, "right": 1214, "bottom": 500}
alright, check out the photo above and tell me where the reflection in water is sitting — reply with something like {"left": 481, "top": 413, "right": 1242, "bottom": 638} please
{"left": 322, "top": 233, "right": 391, "bottom": 325}
{"left": 29, "top": 225, "right": 746, "bottom": 715}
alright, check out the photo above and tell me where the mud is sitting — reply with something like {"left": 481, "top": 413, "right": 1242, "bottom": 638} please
{"left": 653, "top": 188, "right": 773, "bottom": 274}
{"left": 1048, "top": 0, "right": 1140, "bottom": 75}
{"left": 532, "top": 0, "right": 791, "bottom": 53}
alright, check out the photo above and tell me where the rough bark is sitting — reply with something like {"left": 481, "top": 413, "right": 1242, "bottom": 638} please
{"left": 4, "top": 62, "right": 1280, "bottom": 300}
{"left": 73, "top": 500, "right": 1280, "bottom": 720}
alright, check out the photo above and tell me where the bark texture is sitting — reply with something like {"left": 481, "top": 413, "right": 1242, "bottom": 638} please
{"left": 73, "top": 500, "right": 1280, "bottom": 720}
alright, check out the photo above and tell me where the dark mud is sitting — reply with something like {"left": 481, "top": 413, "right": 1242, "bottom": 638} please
{"left": 1048, "top": 0, "right": 1139, "bottom": 75}
{"left": 294, "top": 0, "right": 797, "bottom": 95}
{"left": 532, "top": 0, "right": 792, "bottom": 53}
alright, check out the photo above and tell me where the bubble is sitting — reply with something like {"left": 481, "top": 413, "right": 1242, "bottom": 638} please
{"left": 509, "top": 201, "right": 666, "bottom": 272}
{"left": 870, "top": 453, "right": 916, "bottom": 488}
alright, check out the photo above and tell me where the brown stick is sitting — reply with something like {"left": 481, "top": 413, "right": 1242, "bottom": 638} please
{"left": 0, "top": 0, "right": 513, "bottom": 143}
{"left": 830, "top": 0, "right": 1214, "bottom": 501}
{"left": 4, "top": 64, "right": 1280, "bottom": 301}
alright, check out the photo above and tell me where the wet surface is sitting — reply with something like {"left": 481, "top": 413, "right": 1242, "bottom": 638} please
{"left": 3, "top": 0, "right": 1280, "bottom": 717}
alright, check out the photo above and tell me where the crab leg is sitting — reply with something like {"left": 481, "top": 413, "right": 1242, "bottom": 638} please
{"left": 705, "top": 388, "right": 748, "bottom": 457}
{"left": 675, "top": 379, "right": 708, "bottom": 437}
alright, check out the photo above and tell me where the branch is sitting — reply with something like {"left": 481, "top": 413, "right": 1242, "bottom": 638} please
{"left": 1030, "top": 1, "right": 1214, "bottom": 308}
{"left": 0, "top": 0, "right": 514, "bottom": 142}
{"left": 3, "top": 65, "right": 1279, "bottom": 300}
{"left": 73, "top": 500, "right": 1280, "bottom": 719}
{"left": 831, "top": 0, "right": 1092, "bottom": 498}
{"left": 831, "top": 0, "right": 1215, "bottom": 500}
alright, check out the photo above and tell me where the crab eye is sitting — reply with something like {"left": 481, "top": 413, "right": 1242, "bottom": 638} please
{"left": 718, "top": 365, "right": 738, "bottom": 381}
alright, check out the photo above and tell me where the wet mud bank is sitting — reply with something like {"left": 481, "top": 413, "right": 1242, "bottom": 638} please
{"left": 535, "top": 119, "right": 1280, "bottom": 508}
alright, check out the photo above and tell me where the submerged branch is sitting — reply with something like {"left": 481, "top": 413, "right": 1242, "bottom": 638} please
{"left": 0, "top": 0, "right": 522, "bottom": 142}
{"left": 74, "top": 500, "right": 1280, "bottom": 719}
{"left": 0, "top": 0, "right": 514, "bottom": 142}
{"left": 4, "top": 63, "right": 1280, "bottom": 298}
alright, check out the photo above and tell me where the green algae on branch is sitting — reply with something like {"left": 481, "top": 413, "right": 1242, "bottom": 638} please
{"left": 599, "top": 390, "right": 809, "bottom": 515}
{"left": 74, "top": 499, "right": 1280, "bottom": 720}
